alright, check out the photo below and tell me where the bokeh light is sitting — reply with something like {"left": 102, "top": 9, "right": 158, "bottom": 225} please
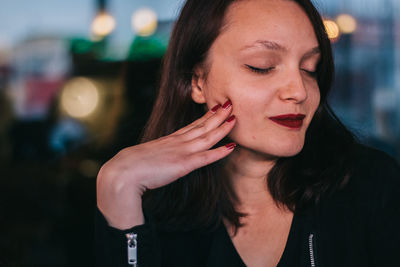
{"left": 131, "top": 8, "right": 158, "bottom": 37}
{"left": 336, "top": 14, "right": 357, "bottom": 34}
{"left": 60, "top": 77, "right": 99, "bottom": 118}
{"left": 323, "top": 19, "right": 340, "bottom": 40}
{"left": 79, "top": 159, "right": 101, "bottom": 178}
{"left": 91, "top": 11, "right": 116, "bottom": 37}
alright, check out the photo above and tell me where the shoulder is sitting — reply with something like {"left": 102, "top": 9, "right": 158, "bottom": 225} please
{"left": 319, "top": 143, "right": 400, "bottom": 212}
{"left": 312, "top": 145, "right": 400, "bottom": 267}
{"left": 353, "top": 143, "right": 399, "bottom": 172}
{"left": 349, "top": 144, "right": 400, "bottom": 190}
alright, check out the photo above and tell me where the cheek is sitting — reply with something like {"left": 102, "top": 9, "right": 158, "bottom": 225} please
{"left": 202, "top": 58, "right": 278, "bottom": 112}
{"left": 202, "top": 55, "right": 254, "bottom": 105}
{"left": 231, "top": 90, "right": 270, "bottom": 118}
{"left": 203, "top": 71, "right": 229, "bottom": 100}
{"left": 310, "top": 87, "right": 321, "bottom": 113}
{"left": 203, "top": 72, "right": 243, "bottom": 107}
{"left": 304, "top": 78, "right": 321, "bottom": 113}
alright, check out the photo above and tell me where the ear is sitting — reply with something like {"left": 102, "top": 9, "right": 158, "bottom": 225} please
{"left": 191, "top": 68, "right": 207, "bottom": 104}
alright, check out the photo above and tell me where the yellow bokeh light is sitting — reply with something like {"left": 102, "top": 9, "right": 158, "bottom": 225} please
{"left": 61, "top": 77, "right": 99, "bottom": 118}
{"left": 132, "top": 8, "right": 158, "bottom": 37}
{"left": 79, "top": 159, "right": 101, "bottom": 178}
{"left": 323, "top": 19, "right": 340, "bottom": 40}
{"left": 336, "top": 14, "right": 357, "bottom": 34}
{"left": 91, "top": 12, "right": 116, "bottom": 37}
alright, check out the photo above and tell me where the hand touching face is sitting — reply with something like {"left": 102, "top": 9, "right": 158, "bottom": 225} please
{"left": 192, "top": 0, "right": 321, "bottom": 158}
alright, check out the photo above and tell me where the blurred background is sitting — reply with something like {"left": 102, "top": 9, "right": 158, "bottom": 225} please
{"left": 0, "top": 0, "right": 399, "bottom": 265}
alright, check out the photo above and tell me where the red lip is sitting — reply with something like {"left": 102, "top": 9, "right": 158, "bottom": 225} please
{"left": 269, "top": 114, "right": 306, "bottom": 129}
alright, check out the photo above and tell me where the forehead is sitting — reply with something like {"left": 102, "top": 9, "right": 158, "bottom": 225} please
{"left": 217, "top": 0, "right": 318, "bottom": 52}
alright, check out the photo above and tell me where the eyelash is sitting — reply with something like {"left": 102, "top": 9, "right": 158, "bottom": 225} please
{"left": 245, "top": 64, "right": 274, "bottom": 74}
{"left": 301, "top": 69, "right": 318, "bottom": 78}
{"left": 245, "top": 64, "right": 318, "bottom": 78}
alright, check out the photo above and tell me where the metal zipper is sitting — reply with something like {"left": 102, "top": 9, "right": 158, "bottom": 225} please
{"left": 126, "top": 233, "right": 138, "bottom": 266}
{"left": 308, "top": 233, "right": 316, "bottom": 267}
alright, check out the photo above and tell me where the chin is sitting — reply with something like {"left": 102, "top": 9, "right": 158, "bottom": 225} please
{"left": 235, "top": 138, "right": 306, "bottom": 159}
{"left": 230, "top": 130, "right": 307, "bottom": 158}
{"left": 275, "top": 144, "right": 304, "bottom": 157}
{"left": 274, "top": 129, "right": 310, "bottom": 153}
{"left": 268, "top": 131, "right": 307, "bottom": 157}
{"left": 257, "top": 140, "right": 304, "bottom": 158}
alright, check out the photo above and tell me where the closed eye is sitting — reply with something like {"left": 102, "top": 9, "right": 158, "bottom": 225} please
{"left": 301, "top": 68, "right": 317, "bottom": 78}
{"left": 245, "top": 64, "right": 275, "bottom": 74}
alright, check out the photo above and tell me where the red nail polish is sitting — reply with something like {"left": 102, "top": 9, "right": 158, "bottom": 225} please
{"left": 226, "top": 115, "right": 235, "bottom": 122}
{"left": 222, "top": 100, "right": 232, "bottom": 109}
{"left": 225, "top": 142, "right": 236, "bottom": 149}
{"left": 211, "top": 104, "right": 221, "bottom": 113}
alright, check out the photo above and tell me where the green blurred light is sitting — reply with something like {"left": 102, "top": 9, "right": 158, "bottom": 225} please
{"left": 127, "top": 35, "right": 167, "bottom": 61}
{"left": 70, "top": 38, "right": 94, "bottom": 54}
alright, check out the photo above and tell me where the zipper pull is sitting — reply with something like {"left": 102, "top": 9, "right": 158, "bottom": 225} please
{"left": 308, "top": 233, "right": 316, "bottom": 267}
{"left": 126, "top": 233, "right": 137, "bottom": 266}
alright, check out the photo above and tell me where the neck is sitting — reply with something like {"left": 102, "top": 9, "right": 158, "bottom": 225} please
{"left": 224, "top": 146, "right": 279, "bottom": 214}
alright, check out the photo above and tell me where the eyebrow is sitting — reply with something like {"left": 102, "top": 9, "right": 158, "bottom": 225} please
{"left": 241, "top": 40, "right": 288, "bottom": 51}
{"left": 303, "top": 47, "right": 321, "bottom": 59}
{"left": 240, "top": 40, "right": 321, "bottom": 58}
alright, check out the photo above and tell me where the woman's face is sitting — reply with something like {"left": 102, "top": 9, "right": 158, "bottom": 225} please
{"left": 192, "top": 0, "right": 321, "bottom": 158}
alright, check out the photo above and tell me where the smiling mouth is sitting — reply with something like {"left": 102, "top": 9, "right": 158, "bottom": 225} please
{"left": 269, "top": 114, "right": 306, "bottom": 129}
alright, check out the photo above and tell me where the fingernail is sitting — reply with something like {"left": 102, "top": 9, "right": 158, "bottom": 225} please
{"left": 226, "top": 115, "right": 235, "bottom": 122}
{"left": 211, "top": 104, "right": 221, "bottom": 113}
{"left": 222, "top": 100, "right": 232, "bottom": 109}
{"left": 225, "top": 142, "right": 236, "bottom": 150}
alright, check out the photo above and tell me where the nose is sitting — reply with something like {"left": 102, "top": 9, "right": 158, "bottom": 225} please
{"left": 278, "top": 70, "right": 308, "bottom": 103}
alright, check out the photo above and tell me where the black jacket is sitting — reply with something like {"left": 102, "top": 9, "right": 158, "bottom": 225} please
{"left": 95, "top": 145, "right": 400, "bottom": 267}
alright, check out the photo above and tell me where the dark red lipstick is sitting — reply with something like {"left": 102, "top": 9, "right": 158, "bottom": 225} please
{"left": 269, "top": 114, "right": 306, "bottom": 129}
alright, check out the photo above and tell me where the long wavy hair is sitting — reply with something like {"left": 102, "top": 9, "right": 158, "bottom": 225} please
{"left": 141, "top": 0, "right": 356, "bottom": 232}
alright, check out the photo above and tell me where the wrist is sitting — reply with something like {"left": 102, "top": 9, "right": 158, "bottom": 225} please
{"left": 97, "top": 168, "right": 146, "bottom": 229}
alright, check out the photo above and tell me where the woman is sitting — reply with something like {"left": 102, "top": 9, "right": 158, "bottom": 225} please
{"left": 95, "top": 0, "right": 400, "bottom": 266}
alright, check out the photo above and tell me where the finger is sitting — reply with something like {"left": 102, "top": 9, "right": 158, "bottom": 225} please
{"left": 179, "top": 100, "right": 233, "bottom": 139}
{"left": 170, "top": 105, "right": 217, "bottom": 136}
{"left": 185, "top": 114, "right": 236, "bottom": 153}
{"left": 183, "top": 142, "right": 236, "bottom": 171}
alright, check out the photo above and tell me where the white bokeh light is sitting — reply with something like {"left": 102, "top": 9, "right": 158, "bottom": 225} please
{"left": 336, "top": 14, "right": 357, "bottom": 34}
{"left": 61, "top": 77, "right": 99, "bottom": 118}
{"left": 131, "top": 8, "right": 158, "bottom": 36}
{"left": 91, "top": 12, "right": 116, "bottom": 37}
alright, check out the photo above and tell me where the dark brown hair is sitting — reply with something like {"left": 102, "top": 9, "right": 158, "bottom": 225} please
{"left": 141, "top": 0, "right": 356, "bottom": 231}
